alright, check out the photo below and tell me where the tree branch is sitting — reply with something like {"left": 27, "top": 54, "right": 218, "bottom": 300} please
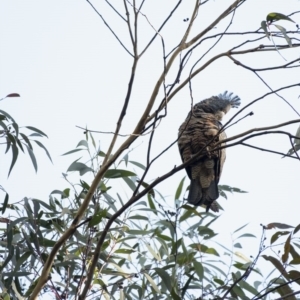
{"left": 86, "top": 0, "right": 133, "bottom": 57}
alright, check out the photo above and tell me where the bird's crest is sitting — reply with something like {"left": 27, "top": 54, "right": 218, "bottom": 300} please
{"left": 217, "top": 91, "right": 241, "bottom": 108}
{"left": 194, "top": 91, "right": 241, "bottom": 115}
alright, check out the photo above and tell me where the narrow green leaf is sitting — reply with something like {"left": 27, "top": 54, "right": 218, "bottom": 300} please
{"left": 219, "top": 185, "right": 247, "bottom": 194}
{"left": 77, "top": 140, "right": 89, "bottom": 148}
{"left": 104, "top": 169, "right": 136, "bottom": 178}
{"left": 198, "top": 226, "right": 217, "bottom": 240}
{"left": 261, "top": 20, "right": 270, "bottom": 39}
{"left": 274, "top": 24, "right": 292, "bottom": 47}
{"left": 115, "top": 249, "right": 135, "bottom": 254}
{"left": 61, "top": 148, "right": 85, "bottom": 156}
{"left": 193, "top": 261, "right": 204, "bottom": 280}
{"left": 271, "top": 231, "right": 290, "bottom": 244}
{"left": 128, "top": 215, "right": 149, "bottom": 221}
{"left": 144, "top": 273, "right": 161, "bottom": 294}
{"left": 154, "top": 268, "right": 172, "bottom": 292}
{"left": 234, "top": 242, "right": 242, "bottom": 248}
{"left": 129, "top": 160, "right": 146, "bottom": 170}
{"left": 127, "top": 229, "right": 151, "bottom": 235}
{"left": 26, "top": 126, "right": 48, "bottom": 137}
{"left": 89, "top": 132, "right": 96, "bottom": 148}
{"left": 233, "top": 223, "right": 249, "bottom": 234}
{"left": 238, "top": 279, "right": 259, "bottom": 295}
{"left": 288, "top": 270, "right": 300, "bottom": 286}
{"left": 8, "top": 143, "right": 18, "bottom": 176}
{"left": 38, "top": 238, "right": 56, "bottom": 247}
{"left": 294, "top": 126, "right": 300, "bottom": 145}
{"left": 7, "top": 217, "right": 28, "bottom": 232}
{"left": 20, "top": 133, "right": 33, "bottom": 149}
{"left": 2, "top": 193, "right": 9, "bottom": 213}
{"left": 6, "top": 93, "right": 20, "bottom": 98}
{"left": 262, "top": 255, "right": 289, "bottom": 280}
{"left": 15, "top": 251, "right": 31, "bottom": 270}
{"left": 7, "top": 132, "right": 16, "bottom": 144}
{"left": 144, "top": 242, "right": 161, "bottom": 261}
{"left": 122, "top": 177, "right": 136, "bottom": 192}
{"left": 67, "top": 161, "right": 93, "bottom": 176}
{"left": 24, "top": 277, "right": 39, "bottom": 297}
{"left": 290, "top": 257, "right": 300, "bottom": 264}
{"left": 0, "top": 120, "right": 8, "bottom": 131}
{"left": 122, "top": 153, "right": 128, "bottom": 166}
{"left": 175, "top": 177, "right": 185, "bottom": 200}
{"left": 98, "top": 150, "right": 106, "bottom": 157}
{"left": 147, "top": 194, "right": 157, "bottom": 213}
{"left": 11, "top": 122, "right": 19, "bottom": 136}
{"left": 88, "top": 209, "right": 107, "bottom": 227}
{"left": 25, "top": 145, "right": 38, "bottom": 172}
{"left": 267, "top": 12, "right": 295, "bottom": 24}
{"left": 0, "top": 109, "right": 16, "bottom": 122}
{"left": 170, "top": 288, "right": 181, "bottom": 300}
{"left": 214, "top": 278, "right": 224, "bottom": 285}
{"left": 1, "top": 245, "right": 14, "bottom": 270}
{"left": 294, "top": 223, "right": 300, "bottom": 234}
{"left": 266, "top": 222, "right": 294, "bottom": 230}
{"left": 237, "top": 233, "right": 256, "bottom": 239}
{"left": 289, "top": 244, "right": 300, "bottom": 260}
{"left": 34, "top": 140, "right": 53, "bottom": 163}
{"left": 205, "top": 247, "right": 220, "bottom": 256}
{"left": 61, "top": 188, "right": 70, "bottom": 199}
{"left": 16, "top": 138, "right": 24, "bottom": 152}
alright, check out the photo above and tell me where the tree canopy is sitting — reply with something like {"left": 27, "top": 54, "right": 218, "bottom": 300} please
{"left": 1, "top": 1, "right": 300, "bottom": 299}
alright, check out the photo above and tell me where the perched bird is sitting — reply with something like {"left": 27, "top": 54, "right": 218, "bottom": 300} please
{"left": 178, "top": 91, "right": 241, "bottom": 212}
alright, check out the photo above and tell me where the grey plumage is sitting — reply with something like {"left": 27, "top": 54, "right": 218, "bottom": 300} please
{"left": 178, "top": 91, "right": 241, "bottom": 212}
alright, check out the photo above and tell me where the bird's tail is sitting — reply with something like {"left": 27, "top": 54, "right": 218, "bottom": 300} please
{"left": 187, "top": 179, "right": 219, "bottom": 210}
{"left": 187, "top": 179, "right": 202, "bottom": 206}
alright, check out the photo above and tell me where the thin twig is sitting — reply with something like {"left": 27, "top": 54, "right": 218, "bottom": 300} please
{"left": 228, "top": 55, "right": 300, "bottom": 117}
{"left": 104, "top": 0, "right": 126, "bottom": 22}
{"left": 254, "top": 277, "right": 300, "bottom": 300}
{"left": 140, "top": 0, "right": 182, "bottom": 57}
{"left": 86, "top": 0, "right": 133, "bottom": 57}
{"left": 273, "top": 290, "right": 300, "bottom": 300}
{"left": 223, "top": 83, "right": 300, "bottom": 132}
{"left": 241, "top": 142, "right": 299, "bottom": 159}
{"left": 123, "top": 0, "right": 135, "bottom": 46}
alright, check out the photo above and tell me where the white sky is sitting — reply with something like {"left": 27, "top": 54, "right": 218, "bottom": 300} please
{"left": 1, "top": 0, "right": 300, "bottom": 287}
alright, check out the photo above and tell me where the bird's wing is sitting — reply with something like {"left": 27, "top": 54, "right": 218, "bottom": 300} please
{"left": 215, "top": 128, "right": 227, "bottom": 184}
{"left": 178, "top": 114, "right": 215, "bottom": 179}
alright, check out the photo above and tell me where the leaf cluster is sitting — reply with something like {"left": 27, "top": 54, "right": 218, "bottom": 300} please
{"left": 1, "top": 135, "right": 300, "bottom": 300}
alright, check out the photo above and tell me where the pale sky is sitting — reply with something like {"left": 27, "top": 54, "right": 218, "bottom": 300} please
{"left": 1, "top": 0, "right": 300, "bottom": 290}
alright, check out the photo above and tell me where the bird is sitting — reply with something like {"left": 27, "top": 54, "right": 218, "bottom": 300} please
{"left": 178, "top": 91, "right": 241, "bottom": 212}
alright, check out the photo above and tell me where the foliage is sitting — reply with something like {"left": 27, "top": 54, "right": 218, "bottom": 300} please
{"left": 1, "top": 136, "right": 300, "bottom": 300}
{"left": 0, "top": 93, "right": 52, "bottom": 215}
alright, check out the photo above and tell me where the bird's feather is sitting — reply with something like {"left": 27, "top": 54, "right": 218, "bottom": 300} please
{"left": 178, "top": 91, "right": 241, "bottom": 212}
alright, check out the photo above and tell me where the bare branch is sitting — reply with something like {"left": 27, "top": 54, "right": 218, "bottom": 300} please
{"left": 217, "top": 119, "right": 300, "bottom": 146}
{"left": 254, "top": 277, "right": 300, "bottom": 300}
{"left": 140, "top": 0, "right": 183, "bottom": 57}
{"left": 185, "top": 0, "right": 246, "bottom": 48}
{"left": 273, "top": 290, "right": 300, "bottom": 300}
{"left": 102, "top": 58, "right": 139, "bottom": 165}
{"left": 229, "top": 56, "right": 300, "bottom": 72}
{"left": 86, "top": 0, "right": 134, "bottom": 57}
{"left": 224, "top": 83, "right": 300, "bottom": 130}
{"left": 241, "top": 142, "right": 299, "bottom": 159}
{"left": 228, "top": 55, "right": 300, "bottom": 117}
{"left": 104, "top": 0, "right": 126, "bottom": 22}
{"left": 123, "top": 0, "right": 135, "bottom": 46}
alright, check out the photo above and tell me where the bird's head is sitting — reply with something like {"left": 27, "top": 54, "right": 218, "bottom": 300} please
{"left": 194, "top": 91, "right": 241, "bottom": 120}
